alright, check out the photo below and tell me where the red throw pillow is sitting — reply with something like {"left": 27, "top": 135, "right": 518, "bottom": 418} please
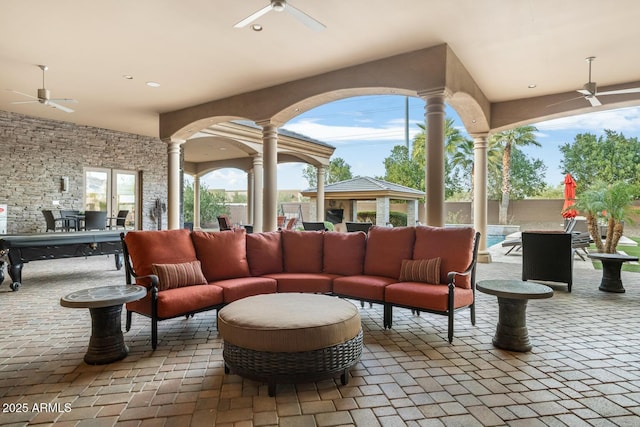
{"left": 246, "top": 231, "right": 283, "bottom": 276}
{"left": 323, "top": 231, "right": 366, "bottom": 275}
{"left": 191, "top": 229, "right": 250, "bottom": 281}
{"left": 151, "top": 260, "right": 207, "bottom": 291}
{"left": 398, "top": 258, "right": 441, "bottom": 284}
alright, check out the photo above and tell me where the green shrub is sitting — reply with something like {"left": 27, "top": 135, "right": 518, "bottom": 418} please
{"left": 356, "top": 211, "right": 407, "bottom": 227}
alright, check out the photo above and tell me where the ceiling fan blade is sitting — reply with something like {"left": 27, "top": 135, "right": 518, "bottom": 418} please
{"left": 546, "top": 96, "right": 584, "bottom": 108}
{"left": 49, "top": 98, "right": 79, "bottom": 104}
{"left": 7, "top": 89, "right": 38, "bottom": 100}
{"left": 11, "top": 100, "right": 39, "bottom": 105}
{"left": 46, "top": 101, "right": 74, "bottom": 113}
{"left": 285, "top": 3, "right": 325, "bottom": 31}
{"left": 234, "top": 4, "right": 273, "bottom": 28}
{"left": 586, "top": 96, "right": 602, "bottom": 107}
{"left": 576, "top": 89, "right": 592, "bottom": 96}
{"left": 597, "top": 87, "right": 640, "bottom": 96}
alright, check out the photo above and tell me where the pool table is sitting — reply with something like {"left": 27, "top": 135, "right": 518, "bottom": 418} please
{"left": 0, "top": 231, "right": 124, "bottom": 291}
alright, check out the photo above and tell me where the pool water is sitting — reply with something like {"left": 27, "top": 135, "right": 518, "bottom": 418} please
{"left": 486, "top": 235, "right": 506, "bottom": 247}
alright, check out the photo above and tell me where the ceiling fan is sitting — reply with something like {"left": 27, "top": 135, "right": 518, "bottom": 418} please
{"left": 576, "top": 56, "right": 640, "bottom": 107}
{"left": 234, "top": 0, "right": 325, "bottom": 32}
{"left": 8, "top": 65, "right": 77, "bottom": 113}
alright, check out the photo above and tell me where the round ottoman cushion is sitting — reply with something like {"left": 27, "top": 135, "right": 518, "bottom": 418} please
{"left": 218, "top": 293, "right": 361, "bottom": 352}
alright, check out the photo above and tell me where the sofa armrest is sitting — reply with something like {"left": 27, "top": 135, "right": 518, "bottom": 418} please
{"left": 120, "top": 231, "right": 158, "bottom": 293}
{"left": 446, "top": 231, "right": 481, "bottom": 290}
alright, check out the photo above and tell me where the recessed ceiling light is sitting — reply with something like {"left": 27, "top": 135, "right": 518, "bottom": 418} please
{"left": 122, "top": 75, "right": 134, "bottom": 80}
{"left": 146, "top": 81, "right": 161, "bottom": 88}
{"left": 528, "top": 84, "right": 537, "bottom": 89}
{"left": 252, "top": 24, "right": 263, "bottom": 31}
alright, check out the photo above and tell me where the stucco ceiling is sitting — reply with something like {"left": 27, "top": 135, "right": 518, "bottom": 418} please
{"left": 2, "top": 0, "right": 640, "bottom": 138}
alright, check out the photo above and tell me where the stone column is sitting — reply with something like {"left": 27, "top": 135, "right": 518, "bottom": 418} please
{"left": 419, "top": 91, "right": 446, "bottom": 227}
{"left": 406, "top": 199, "right": 418, "bottom": 226}
{"left": 247, "top": 169, "right": 254, "bottom": 226}
{"left": 316, "top": 166, "right": 326, "bottom": 222}
{"left": 472, "top": 133, "right": 491, "bottom": 263}
{"left": 259, "top": 123, "right": 278, "bottom": 232}
{"left": 193, "top": 174, "right": 201, "bottom": 230}
{"left": 252, "top": 155, "right": 264, "bottom": 233}
{"left": 165, "top": 138, "right": 184, "bottom": 230}
{"left": 376, "top": 196, "right": 390, "bottom": 226}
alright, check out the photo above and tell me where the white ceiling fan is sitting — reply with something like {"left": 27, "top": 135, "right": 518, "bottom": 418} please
{"left": 577, "top": 56, "right": 640, "bottom": 106}
{"left": 8, "top": 65, "right": 78, "bottom": 113}
{"left": 234, "top": 0, "right": 325, "bottom": 32}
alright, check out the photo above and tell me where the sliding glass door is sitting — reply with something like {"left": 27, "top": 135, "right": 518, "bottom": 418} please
{"left": 84, "top": 168, "right": 138, "bottom": 228}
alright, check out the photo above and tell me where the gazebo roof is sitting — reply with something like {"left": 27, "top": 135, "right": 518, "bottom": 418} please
{"left": 301, "top": 177, "right": 424, "bottom": 200}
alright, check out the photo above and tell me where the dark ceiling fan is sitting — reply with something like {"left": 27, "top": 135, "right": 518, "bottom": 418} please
{"left": 234, "top": 0, "right": 325, "bottom": 32}
{"left": 576, "top": 56, "right": 640, "bottom": 107}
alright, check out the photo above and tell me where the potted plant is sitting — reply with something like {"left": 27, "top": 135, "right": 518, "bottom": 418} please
{"left": 572, "top": 181, "right": 637, "bottom": 253}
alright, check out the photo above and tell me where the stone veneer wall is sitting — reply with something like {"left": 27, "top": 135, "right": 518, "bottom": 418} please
{"left": 0, "top": 110, "right": 167, "bottom": 233}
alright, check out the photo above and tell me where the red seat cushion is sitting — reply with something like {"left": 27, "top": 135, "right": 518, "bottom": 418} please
{"left": 414, "top": 226, "right": 475, "bottom": 288}
{"left": 333, "top": 275, "right": 397, "bottom": 302}
{"left": 385, "top": 282, "right": 474, "bottom": 312}
{"left": 191, "top": 229, "right": 250, "bottom": 281}
{"left": 264, "top": 272, "right": 338, "bottom": 293}
{"left": 211, "top": 277, "right": 277, "bottom": 303}
{"left": 246, "top": 232, "right": 283, "bottom": 276}
{"left": 282, "top": 230, "right": 324, "bottom": 273}
{"left": 126, "top": 284, "right": 224, "bottom": 319}
{"left": 363, "top": 226, "right": 415, "bottom": 278}
{"left": 323, "top": 231, "right": 366, "bottom": 275}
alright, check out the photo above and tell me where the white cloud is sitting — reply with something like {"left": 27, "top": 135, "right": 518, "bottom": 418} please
{"left": 200, "top": 169, "right": 246, "bottom": 190}
{"left": 285, "top": 119, "right": 421, "bottom": 145}
{"left": 535, "top": 106, "right": 640, "bottom": 134}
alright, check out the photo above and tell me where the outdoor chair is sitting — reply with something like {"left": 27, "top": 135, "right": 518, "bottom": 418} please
{"left": 284, "top": 217, "right": 297, "bottom": 230}
{"left": 503, "top": 217, "right": 577, "bottom": 255}
{"left": 108, "top": 210, "right": 129, "bottom": 230}
{"left": 522, "top": 231, "right": 573, "bottom": 292}
{"left": 80, "top": 211, "right": 108, "bottom": 231}
{"left": 302, "top": 221, "right": 327, "bottom": 231}
{"left": 60, "top": 209, "right": 81, "bottom": 231}
{"left": 42, "top": 210, "right": 68, "bottom": 232}
{"left": 217, "top": 215, "right": 234, "bottom": 231}
{"left": 345, "top": 221, "right": 373, "bottom": 234}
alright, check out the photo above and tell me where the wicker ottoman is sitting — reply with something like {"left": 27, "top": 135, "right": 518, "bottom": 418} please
{"left": 218, "top": 293, "right": 362, "bottom": 396}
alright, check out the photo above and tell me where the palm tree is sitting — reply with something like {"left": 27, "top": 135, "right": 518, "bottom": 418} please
{"left": 573, "top": 181, "right": 636, "bottom": 253}
{"left": 490, "top": 125, "right": 540, "bottom": 224}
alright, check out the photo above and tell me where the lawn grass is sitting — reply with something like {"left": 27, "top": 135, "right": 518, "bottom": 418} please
{"left": 590, "top": 237, "right": 640, "bottom": 272}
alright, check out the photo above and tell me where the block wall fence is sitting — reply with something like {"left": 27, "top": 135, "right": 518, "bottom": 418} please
{"left": 0, "top": 110, "right": 167, "bottom": 233}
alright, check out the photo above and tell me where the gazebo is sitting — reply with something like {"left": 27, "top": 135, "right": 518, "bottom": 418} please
{"left": 301, "top": 177, "right": 424, "bottom": 227}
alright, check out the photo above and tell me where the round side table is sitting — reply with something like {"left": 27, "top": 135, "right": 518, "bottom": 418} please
{"left": 587, "top": 253, "right": 639, "bottom": 293}
{"left": 61, "top": 285, "right": 146, "bottom": 365}
{"left": 477, "top": 280, "right": 553, "bottom": 352}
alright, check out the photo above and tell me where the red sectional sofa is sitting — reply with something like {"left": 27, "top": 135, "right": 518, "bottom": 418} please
{"left": 121, "top": 225, "right": 480, "bottom": 349}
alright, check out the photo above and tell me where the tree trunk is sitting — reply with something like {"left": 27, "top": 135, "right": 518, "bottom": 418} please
{"left": 609, "top": 220, "right": 624, "bottom": 253}
{"left": 586, "top": 213, "right": 604, "bottom": 252}
{"left": 499, "top": 145, "right": 511, "bottom": 225}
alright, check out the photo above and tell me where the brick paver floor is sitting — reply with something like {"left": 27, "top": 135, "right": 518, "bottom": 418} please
{"left": 1, "top": 246, "right": 640, "bottom": 426}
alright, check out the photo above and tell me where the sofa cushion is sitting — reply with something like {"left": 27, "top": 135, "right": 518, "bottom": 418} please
{"left": 151, "top": 260, "right": 207, "bottom": 291}
{"left": 264, "top": 272, "right": 338, "bottom": 294}
{"left": 126, "top": 284, "right": 224, "bottom": 319}
{"left": 124, "top": 229, "right": 197, "bottom": 285}
{"left": 323, "top": 231, "right": 366, "bottom": 276}
{"left": 191, "top": 229, "right": 250, "bottom": 281}
{"left": 211, "top": 277, "right": 277, "bottom": 303}
{"left": 398, "top": 258, "right": 441, "bottom": 284}
{"left": 363, "top": 226, "right": 415, "bottom": 278}
{"left": 282, "top": 230, "right": 324, "bottom": 273}
{"left": 333, "top": 275, "right": 397, "bottom": 302}
{"left": 246, "top": 232, "right": 283, "bottom": 276}
{"left": 385, "top": 282, "right": 474, "bottom": 312}
{"left": 414, "top": 226, "right": 475, "bottom": 288}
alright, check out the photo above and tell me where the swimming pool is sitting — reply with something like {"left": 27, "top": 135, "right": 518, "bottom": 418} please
{"left": 486, "top": 235, "right": 506, "bottom": 247}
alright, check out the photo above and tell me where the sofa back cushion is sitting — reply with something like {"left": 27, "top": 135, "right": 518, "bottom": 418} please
{"left": 413, "top": 226, "right": 475, "bottom": 288}
{"left": 124, "top": 229, "right": 197, "bottom": 284}
{"left": 363, "top": 226, "right": 415, "bottom": 278}
{"left": 246, "top": 231, "right": 283, "bottom": 276}
{"left": 323, "top": 231, "right": 366, "bottom": 275}
{"left": 191, "top": 229, "right": 250, "bottom": 281}
{"left": 282, "top": 230, "right": 324, "bottom": 273}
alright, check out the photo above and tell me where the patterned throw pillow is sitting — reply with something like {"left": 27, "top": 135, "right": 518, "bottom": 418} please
{"left": 398, "top": 258, "right": 441, "bottom": 284}
{"left": 151, "top": 260, "right": 207, "bottom": 291}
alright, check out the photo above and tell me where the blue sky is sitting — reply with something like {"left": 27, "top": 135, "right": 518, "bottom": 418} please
{"left": 201, "top": 95, "right": 640, "bottom": 191}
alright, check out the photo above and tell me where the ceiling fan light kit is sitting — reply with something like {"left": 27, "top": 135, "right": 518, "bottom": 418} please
{"left": 234, "top": 0, "right": 325, "bottom": 32}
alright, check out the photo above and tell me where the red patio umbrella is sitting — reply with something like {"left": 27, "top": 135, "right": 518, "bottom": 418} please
{"left": 562, "top": 173, "right": 578, "bottom": 218}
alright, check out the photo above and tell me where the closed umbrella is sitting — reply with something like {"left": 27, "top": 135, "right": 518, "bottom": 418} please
{"left": 562, "top": 173, "right": 577, "bottom": 218}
